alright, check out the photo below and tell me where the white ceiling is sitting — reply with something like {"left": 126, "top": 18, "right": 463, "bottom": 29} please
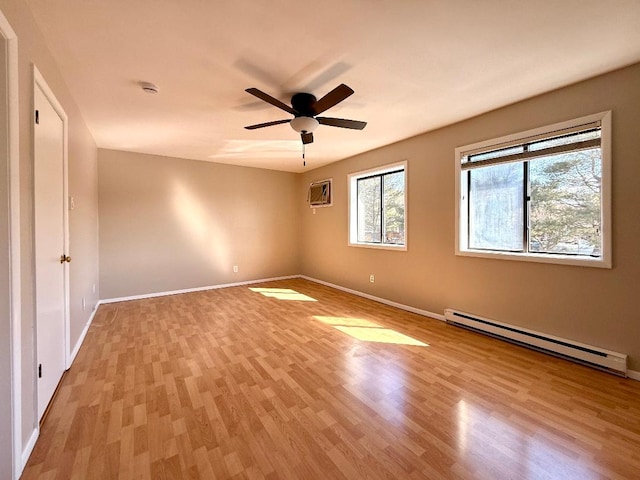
{"left": 25, "top": 0, "right": 640, "bottom": 173}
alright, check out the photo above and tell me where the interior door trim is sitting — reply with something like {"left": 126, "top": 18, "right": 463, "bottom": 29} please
{"left": 0, "top": 8, "right": 21, "bottom": 479}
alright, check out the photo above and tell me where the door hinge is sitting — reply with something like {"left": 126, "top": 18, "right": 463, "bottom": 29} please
{"left": 38, "top": 363, "right": 42, "bottom": 378}
{"left": 35, "top": 109, "right": 39, "bottom": 125}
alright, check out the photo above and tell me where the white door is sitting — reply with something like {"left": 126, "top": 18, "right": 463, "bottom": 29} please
{"left": 34, "top": 81, "right": 68, "bottom": 420}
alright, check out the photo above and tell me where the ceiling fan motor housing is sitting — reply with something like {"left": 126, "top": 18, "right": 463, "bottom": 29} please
{"left": 291, "top": 93, "right": 317, "bottom": 116}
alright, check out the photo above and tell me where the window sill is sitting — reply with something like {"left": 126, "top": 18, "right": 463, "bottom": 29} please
{"left": 456, "top": 248, "right": 611, "bottom": 269}
{"left": 349, "top": 242, "right": 407, "bottom": 252}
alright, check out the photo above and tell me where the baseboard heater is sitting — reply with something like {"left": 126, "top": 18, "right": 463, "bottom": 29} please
{"left": 444, "top": 309, "right": 627, "bottom": 376}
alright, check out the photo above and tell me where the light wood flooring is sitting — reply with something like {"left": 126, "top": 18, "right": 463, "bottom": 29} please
{"left": 21, "top": 278, "right": 640, "bottom": 479}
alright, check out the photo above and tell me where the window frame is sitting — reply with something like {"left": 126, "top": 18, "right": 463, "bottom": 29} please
{"left": 455, "top": 111, "right": 612, "bottom": 268}
{"left": 348, "top": 161, "right": 408, "bottom": 251}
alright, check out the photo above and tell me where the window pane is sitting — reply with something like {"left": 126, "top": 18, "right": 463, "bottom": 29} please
{"left": 357, "top": 176, "right": 381, "bottom": 243}
{"left": 529, "top": 148, "right": 602, "bottom": 256}
{"left": 469, "top": 163, "right": 524, "bottom": 251}
{"left": 383, "top": 171, "right": 405, "bottom": 244}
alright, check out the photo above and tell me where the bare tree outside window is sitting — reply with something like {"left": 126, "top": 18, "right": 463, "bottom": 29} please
{"left": 357, "top": 176, "right": 382, "bottom": 243}
{"left": 383, "top": 171, "right": 405, "bottom": 244}
{"left": 529, "top": 148, "right": 602, "bottom": 256}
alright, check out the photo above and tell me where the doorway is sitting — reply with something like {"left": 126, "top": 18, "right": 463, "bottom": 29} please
{"left": 33, "top": 67, "right": 69, "bottom": 421}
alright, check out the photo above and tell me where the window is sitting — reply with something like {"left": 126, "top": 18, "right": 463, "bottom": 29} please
{"left": 349, "top": 162, "right": 407, "bottom": 249}
{"left": 455, "top": 112, "right": 611, "bottom": 268}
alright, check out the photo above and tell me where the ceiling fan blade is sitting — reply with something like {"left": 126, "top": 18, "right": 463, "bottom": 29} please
{"left": 312, "top": 84, "right": 354, "bottom": 115}
{"left": 317, "top": 117, "right": 367, "bottom": 130}
{"left": 301, "top": 132, "right": 314, "bottom": 144}
{"left": 244, "top": 119, "right": 291, "bottom": 130}
{"left": 245, "top": 88, "right": 297, "bottom": 115}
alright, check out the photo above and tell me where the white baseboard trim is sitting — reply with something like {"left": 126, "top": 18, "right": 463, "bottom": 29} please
{"left": 98, "top": 274, "right": 445, "bottom": 321}
{"left": 99, "top": 275, "right": 300, "bottom": 304}
{"left": 67, "top": 305, "right": 99, "bottom": 367}
{"left": 300, "top": 275, "right": 445, "bottom": 322}
{"left": 21, "top": 427, "right": 38, "bottom": 471}
{"left": 628, "top": 369, "right": 640, "bottom": 381}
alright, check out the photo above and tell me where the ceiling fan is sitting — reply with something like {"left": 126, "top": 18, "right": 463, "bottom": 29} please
{"left": 244, "top": 83, "right": 366, "bottom": 145}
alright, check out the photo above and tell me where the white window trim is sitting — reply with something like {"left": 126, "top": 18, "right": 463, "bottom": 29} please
{"left": 348, "top": 161, "right": 408, "bottom": 251}
{"left": 454, "top": 111, "right": 612, "bottom": 268}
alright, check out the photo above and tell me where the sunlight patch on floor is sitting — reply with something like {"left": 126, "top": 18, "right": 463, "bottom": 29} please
{"left": 250, "top": 287, "right": 317, "bottom": 302}
{"left": 313, "top": 316, "right": 428, "bottom": 346}
{"left": 314, "top": 316, "right": 380, "bottom": 328}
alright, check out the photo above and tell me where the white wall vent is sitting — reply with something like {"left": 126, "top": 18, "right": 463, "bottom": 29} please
{"left": 308, "top": 179, "right": 332, "bottom": 207}
{"left": 445, "top": 308, "right": 628, "bottom": 376}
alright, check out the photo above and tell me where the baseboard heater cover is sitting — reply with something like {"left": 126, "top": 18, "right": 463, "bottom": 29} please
{"left": 444, "top": 309, "right": 628, "bottom": 376}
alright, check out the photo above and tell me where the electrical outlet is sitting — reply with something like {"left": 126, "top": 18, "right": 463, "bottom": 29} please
{"left": 82, "top": 297, "right": 86, "bottom": 311}
{"left": 233, "top": 265, "right": 239, "bottom": 273}
{"left": 369, "top": 274, "right": 375, "bottom": 283}
{"left": 92, "top": 283, "right": 96, "bottom": 294}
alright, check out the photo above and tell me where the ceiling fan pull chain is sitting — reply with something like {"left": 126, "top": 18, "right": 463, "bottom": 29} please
{"left": 303, "top": 142, "right": 306, "bottom": 167}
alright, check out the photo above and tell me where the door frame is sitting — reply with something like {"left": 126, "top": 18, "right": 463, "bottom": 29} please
{"left": 32, "top": 65, "right": 70, "bottom": 409}
{"left": 0, "top": 8, "right": 21, "bottom": 480}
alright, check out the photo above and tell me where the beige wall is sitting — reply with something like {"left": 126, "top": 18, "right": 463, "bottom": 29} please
{"left": 68, "top": 122, "right": 99, "bottom": 345}
{"left": 299, "top": 63, "right": 640, "bottom": 371}
{"left": 0, "top": 0, "right": 99, "bottom": 460}
{"left": 98, "top": 149, "right": 299, "bottom": 299}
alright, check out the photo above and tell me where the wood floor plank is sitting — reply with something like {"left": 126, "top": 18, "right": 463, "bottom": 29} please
{"left": 21, "top": 278, "right": 640, "bottom": 479}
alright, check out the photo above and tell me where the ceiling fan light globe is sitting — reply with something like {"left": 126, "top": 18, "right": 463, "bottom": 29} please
{"left": 290, "top": 116, "right": 319, "bottom": 133}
